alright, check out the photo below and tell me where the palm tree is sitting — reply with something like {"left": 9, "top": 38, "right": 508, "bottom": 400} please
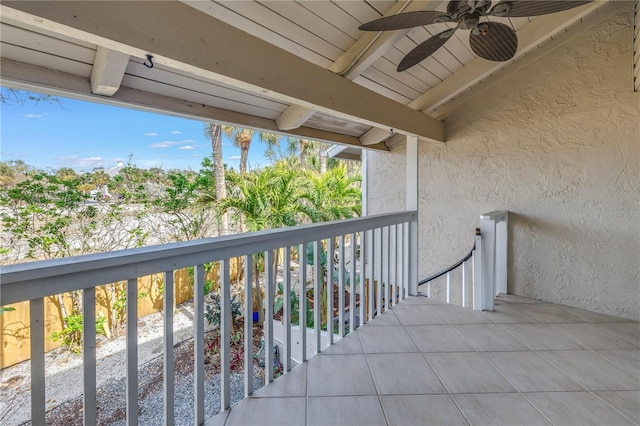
{"left": 204, "top": 123, "right": 228, "bottom": 235}
{"left": 222, "top": 126, "right": 280, "bottom": 174}
{"left": 301, "top": 164, "right": 362, "bottom": 222}
{"left": 286, "top": 137, "right": 318, "bottom": 170}
{"left": 201, "top": 165, "right": 309, "bottom": 322}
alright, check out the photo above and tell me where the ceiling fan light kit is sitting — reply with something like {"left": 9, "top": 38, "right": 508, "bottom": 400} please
{"left": 359, "top": 0, "right": 593, "bottom": 71}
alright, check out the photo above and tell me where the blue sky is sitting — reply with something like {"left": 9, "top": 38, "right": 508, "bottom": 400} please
{"left": 1, "top": 88, "right": 275, "bottom": 172}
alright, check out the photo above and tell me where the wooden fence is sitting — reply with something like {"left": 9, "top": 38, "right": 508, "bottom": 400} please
{"left": 0, "top": 259, "right": 244, "bottom": 369}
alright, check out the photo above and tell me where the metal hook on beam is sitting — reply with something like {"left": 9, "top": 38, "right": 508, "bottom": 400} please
{"left": 143, "top": 54, "right": 154, "bottom": 69}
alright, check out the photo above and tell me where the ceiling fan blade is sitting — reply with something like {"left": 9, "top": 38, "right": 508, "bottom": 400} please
{"left": 398, "top": 29, "right": 456, "bottom": 72}
{"left": 359, "top": 11, "right": 451, "bottom": 31}
{"left": 469, "top": 22, "right": 517, "bottom": 62}
{"left": 447, "top": 0, "right": 467, "bottom": 15}
{"left": 489, "top": 0, "right": 592, "bottom": 18}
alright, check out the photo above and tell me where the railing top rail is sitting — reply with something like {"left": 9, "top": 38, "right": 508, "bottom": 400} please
{"left": 0, "top": 211, "right": 416, "bottom": 305}
{"left": 480, "top": 210, "right": 508, "bottom": 221}
{"left": 419, "top": 227, "right": 480, "bottom": 286}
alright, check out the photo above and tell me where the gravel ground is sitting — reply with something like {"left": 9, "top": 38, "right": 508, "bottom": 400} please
{"left": 38, "top": 343, "right": 264, "bottom": 425}
{"left": 1, "top": 304, "right": 265, "bottom": 425}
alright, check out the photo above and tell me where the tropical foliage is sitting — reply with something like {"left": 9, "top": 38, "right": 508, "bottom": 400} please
{"left": 0, "top": 124, "right": 361, "bottom": 353}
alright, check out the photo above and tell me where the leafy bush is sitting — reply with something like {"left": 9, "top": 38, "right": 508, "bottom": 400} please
{"left": 50, "top": 312, "right": 107, "bottom": 354}
{"left": 204, "top": 292, "right": 243, "bottom": 326}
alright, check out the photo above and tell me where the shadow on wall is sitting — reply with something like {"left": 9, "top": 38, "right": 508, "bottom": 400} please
{"left": 507, "top": 212, "right": 578, "bottom": 299}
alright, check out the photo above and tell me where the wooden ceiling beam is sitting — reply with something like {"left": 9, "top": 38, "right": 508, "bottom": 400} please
{"left": 275, "top": 104, "right": 316, "bottom": 131}
{"left": 1, "top": 1, "right": 444, "bottom": 143}
{"left": 90, "top": 46, "right": 129, "bottom": 96}
{"left": 1, "top": 58, "right": 388, "bottom": 152}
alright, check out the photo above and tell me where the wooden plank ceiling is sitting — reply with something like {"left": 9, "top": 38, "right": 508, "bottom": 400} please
{"left": 0, "top": 1, "right": 622, "bottom": 151}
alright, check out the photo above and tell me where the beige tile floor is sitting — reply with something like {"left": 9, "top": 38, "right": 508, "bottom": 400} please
{"left": 208, "top": 294, "right": 639, "bottom": 426}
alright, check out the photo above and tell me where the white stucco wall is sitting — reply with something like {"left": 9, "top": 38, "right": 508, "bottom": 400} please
{"left": 367, "top": 7, "right": 639, "bottom": 320}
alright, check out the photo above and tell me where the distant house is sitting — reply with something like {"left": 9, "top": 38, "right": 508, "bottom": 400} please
{"left": 89, "top": 161, "right": 124, "bottom": 200}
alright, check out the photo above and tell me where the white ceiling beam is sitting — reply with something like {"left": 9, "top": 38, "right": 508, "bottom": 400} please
{"left": 329, "top": 1, "right": 442, "bottom": 78}
{"left": 275, "top": 104, "right": 316, "bottom": 131}
{"left": 277, "top": 1, "right": 443, "bottom": 136}
{"left": 410, "top": 1, "right": 610, "bottom": 114}
{"left": 334, "top": 1, "right": 445, "bottom": 145}
{"left": 1, "top": 1, "right": 445, "bottom": 143}
{"left": 360, "top": 127, "right": 395, "bottom": 146}
{"left": 1, "top": 58, "right": 388, "bottom": 152}
{"left": 90, "top": 46, "right": 129, "bottom": 96}
{"left": 432, "top": 1, "right": 626, "bottom": 118}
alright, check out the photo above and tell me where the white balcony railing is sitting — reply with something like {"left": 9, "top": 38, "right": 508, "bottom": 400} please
{"left": 0, "top": 211, "right": 417, "bottom": 426}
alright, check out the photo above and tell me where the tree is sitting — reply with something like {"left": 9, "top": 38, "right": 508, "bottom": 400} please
{"left": 301, "top": 163, "right": 362, "bottom": 222}
{"left": 286, "top": 137, "right": 318, "bottom": 170}
{"left": 204, "top": 123, "right": 228, "bottom": 235}
{"left": 222, "top": 126, "right": 280, "bottom": 174}
{"left": 200, "top": 164, "right": 309, "bottom": 322}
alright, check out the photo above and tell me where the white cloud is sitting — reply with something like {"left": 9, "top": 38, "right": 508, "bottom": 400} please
{"left": 144, "top": 132, "right": 158, "bottom": 136}
{"left": 192, "top": 154, "right": 201, "bottom": 158}
{"left": 53, "top": 155, "right": 104, "bottom": 169}
{"left": 24, "top": 113, "right": 45, "bottom": 118}
{"left": 178, "top": 145, "right": 197, "bottom": 150}
{"left": 229, "top": 155, "right": 241, "bottom": 161}
{"left": 150, "top": 140, "right": 182, "bottom": 149}
{"left": 171, "top": 130, "right": 182, "bottom": 135}
{"left": 150, "top": 140, "right": 196, "bottom": 149}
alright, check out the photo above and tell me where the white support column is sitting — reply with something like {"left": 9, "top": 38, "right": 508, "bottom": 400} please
{"left": 406, "top": 135, "right": 419, "bottom": 296}
{"left": 495, "top": 215, "right": 509, "bottom": 296}
{"left": 479, "top": 210, "right": 508, "bottom": 311}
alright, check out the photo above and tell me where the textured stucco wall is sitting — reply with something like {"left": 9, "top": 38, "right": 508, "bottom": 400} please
{"left": 367, "top": 7, "right": 639, "bottom": 320}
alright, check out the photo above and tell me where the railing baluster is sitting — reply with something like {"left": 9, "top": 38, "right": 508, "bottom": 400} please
{"left": 427, "top": 281, "right": 432, "bottom": 298}
{"left": 299, "top": 244, "right": 307, "bottom": 362}
{"left": 126, "top": 278, "right": 138, "bottom": 426}
{"left": 313, "top": 240, "right": 322, "bottom": 353}
{"left": 395, "top": 224, "right": 400, "bottom": 304}
{"left": 327, "top": 238, "right": 334, "bottom": 345}
{"left": 338, "top": 235, "right": 345, "bottom": 337}
{"left": 283, "top": 247, "right": 292, "bottom": 372}
{"left": 30, "top": 298, "right": 45, "bottom": 425}
{"left": 349, "top": 232, "right": 356, "bottom": 332}
{"left": 367, "top": 229, "right": 374, "bottom": 322}
{"left": 83, "top": 287, "right": 97, "bottom": 426}
{"left": 376, "top": 227, "right": 382, "bottom": 316}
{"left": 395, "top": 223, "right": 404, "bottom": 303}
{"left": 265, "top": 250, "right": 274, "bottom": 382}
{"left": 194, "top": 266, "right": 205, "bottom": 424}
{"left": 163, "top": 271, "right": 175, "bottom": 426}
{"left": 446, "top": 271, "right": 451, "bottom": 304}
{"left": 359, "top": 231, "right": 366, "bottom": 325}
{"left": 403, "top": 222, "right": 409, "bottom": 301}
{"left": 221, "top": 259, "right": 231, "bottom": 409}
{"left": 461, "top": 261, "right": 467, "bottom": 308}
{"left": 244, "top": 255, "right": 254, "bottom": 396}
{"left": 385, "top": 226, "right": 391, "bottom": 311}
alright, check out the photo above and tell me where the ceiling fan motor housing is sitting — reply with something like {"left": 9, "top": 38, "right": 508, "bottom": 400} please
{"left": 460, "top": 14, "right": 481, "bottom": 30}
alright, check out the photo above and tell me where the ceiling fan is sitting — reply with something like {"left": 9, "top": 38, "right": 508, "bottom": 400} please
{"left": 359, "top": 0, "right": 592, "bottom": 71}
